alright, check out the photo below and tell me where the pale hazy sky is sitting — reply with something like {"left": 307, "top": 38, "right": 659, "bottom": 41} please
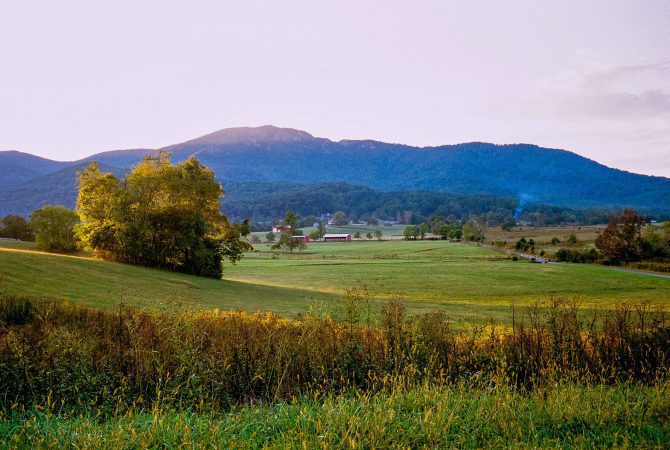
{"left": 1, "top": 1, "right": 669, "bottom": 176}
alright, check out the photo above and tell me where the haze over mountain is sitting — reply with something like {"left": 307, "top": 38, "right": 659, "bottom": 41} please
{"left": 1, "top": 125, "right": 669, "bottom": 218}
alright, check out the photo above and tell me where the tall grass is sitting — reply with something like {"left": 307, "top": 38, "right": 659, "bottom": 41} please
{"left": 2, "top": 383, "right": 669, "bottom": 448}
{"left": 1, "top": 293, "right": 668, "bottom": 416}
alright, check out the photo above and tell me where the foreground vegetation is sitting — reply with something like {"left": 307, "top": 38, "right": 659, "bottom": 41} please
{"left": 3, "top": 383, "right": 669, "bottom": 448}
{"left": 1, "top": 294, "right": 669, "bottom": 447}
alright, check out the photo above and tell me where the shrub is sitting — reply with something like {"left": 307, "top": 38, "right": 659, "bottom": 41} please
{"left": 0, "top": 294, "right": 668, "bottom": 414}
{"left": 554, "top": 248, "right": 598, "bottom": 263}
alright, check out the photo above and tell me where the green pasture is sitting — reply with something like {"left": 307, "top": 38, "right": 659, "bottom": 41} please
{"left": 0, "top": 238, "right": 668, "bottom": 322}
{"left": 0, "top": 242, "right": 325, "bottom": 315}
{"left": 228, "top": 240, "right": 670, "bottom": 307}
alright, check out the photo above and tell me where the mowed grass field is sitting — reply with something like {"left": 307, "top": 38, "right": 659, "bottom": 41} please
{"left": 0, "top": 240, "right": 329, "bottom": 315}
{"left": 1, "top": 238, "right": 668, "bottom": 322}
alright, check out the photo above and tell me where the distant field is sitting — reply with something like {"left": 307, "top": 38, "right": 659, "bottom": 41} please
{"left": 486, "top": 225, "right": 603, "bottom": 244}
{"left": 485, "top": 224, "right": 603, "bottom": 257}
{"left": 2, "top": 237, "right": 667, "bottom": 324}
{"left": 227, "top": 240, "right": 670, "bottom": 310}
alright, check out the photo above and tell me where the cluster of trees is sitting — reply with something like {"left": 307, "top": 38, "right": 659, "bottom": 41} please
{"left": 515, "top": 237, "right": 536, "bottom": 253}
{"left": 0, "top": 215, "right": 34, "bottom": 241}
{"left": 595, "top": 209, "right": 646, "bottom": 264}
{"left": 595, "top": 209, "right": 670, "bottom": 264}
{"left": 269, "top": 211, "right": 307, "bottom": 253}
{"left": 1, "top": 208, "right": 80, "bottom": 253}
{"left": 403, "top": 217, "right": 486, "bottom": 242}
{"left": 220, "top": 182, "right": 623, "bottom": 229}
{"left": 555, "top": 248, "right": 599, "bottom": 263}
{"left": 74, "top": 153, "right": 252, "bottom": 278}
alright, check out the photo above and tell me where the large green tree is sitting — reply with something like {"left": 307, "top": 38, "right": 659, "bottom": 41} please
{"left": 76, "top": 152, "right": 251, "bottom": 278}
{"left": 29, "top": 205, "right": 79, "bottom": 252}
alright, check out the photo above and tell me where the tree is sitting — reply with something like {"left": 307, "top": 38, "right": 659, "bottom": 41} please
{"left": 641, "top": 221, "right": 670, "bottom": 260}
{"left": 501, "top": 220, "right": 515, "bottom": 231}
{"left": 332, "top": 211, "right": 348, "bottom": 226}
{"left": 220, "top": 220, "right": 253, "bottom": 265}
{"left": 366, "top": 232, "right": 373, "bottom": 240}
{"left": 0, "top": 215, "right": 34, "bottom": 241}
{"left": 428, "top": 215, "right": 446, "bottom": 234}
{"left": 30, "top": 205, "right": 79, "bottom": 252}
{"left": 265, "top": 231, "right": 276, "bottom": 242}
{"left": 374, "top": 229, "right": 383, "bottom": 240}
{"left": 76, "top": 153, "right": 252, "bottom": 278}
{"left": 271, "top": 210, "right": 306, "bottom": 253}
{"left": 462, "top": 217, "right": 486, "bottom": 242}
{"left": 419, "top": 223, "right": 428, "bottom": 240}
{"left": 595, "top": 209, "right": 646, "bottom": 264}
{"left": 284, "top": 210, "right": 299, "bottom": 229}
{"left": 249, "top": 234, "right": 261, "bottom": 244}
{"left": 354, "top": 231, "right": 361, "bottom": 240}
{"left": 317, "top": 222, "right": 327, "bottom": 238}
{"left": 516, "top": 237, "right": 529, "bottom": 251}
{"left": 439, "top": 224, "right": 452, "bottom": 240}
{"left": 309, "top": 230, "right": 322, "bottom": 241}
{"left": 403, "top": 225, "right": 419, "bottom": 240}
{"left": 301, "top": 215, "right": 317, "bottom": 228}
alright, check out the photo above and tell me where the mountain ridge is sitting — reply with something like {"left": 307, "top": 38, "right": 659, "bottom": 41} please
{"left": 1, "top": 125, "right": 669, "bottom": 217}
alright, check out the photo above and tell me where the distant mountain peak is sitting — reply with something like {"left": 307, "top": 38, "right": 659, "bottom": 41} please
{"left": 175, "top": 125, "right": 317, "bottom": 147}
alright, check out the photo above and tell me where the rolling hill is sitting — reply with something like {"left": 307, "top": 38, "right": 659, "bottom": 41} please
{"left": 1, "top": 125, "right": 669, "bottom": 217}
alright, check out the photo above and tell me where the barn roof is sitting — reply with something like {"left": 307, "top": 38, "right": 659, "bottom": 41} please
{"left": 323, "top": 234, "right": 351, "bottom": 238}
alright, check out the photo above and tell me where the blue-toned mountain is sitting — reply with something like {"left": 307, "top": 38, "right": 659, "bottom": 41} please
{"left": 1, "top": 125, "right": 668, "bottom": 216}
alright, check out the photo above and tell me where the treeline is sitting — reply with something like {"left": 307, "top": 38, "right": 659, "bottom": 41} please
{"left": 219, "top": 182, "right": 615, "bottom": 227}
{"left": 521, "top": 209, "right": 670, "bottom": 268}
{"left": 1, "top": 294, "right": 669, "bottom": 414}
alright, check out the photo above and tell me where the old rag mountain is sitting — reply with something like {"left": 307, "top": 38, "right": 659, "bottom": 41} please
{"left": 1, "top": 125, "right": 669, "bottom": 217}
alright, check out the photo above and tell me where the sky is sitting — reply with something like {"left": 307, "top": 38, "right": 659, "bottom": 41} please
{"left": 1, "top": 0, "right": 669, "bottom": 176}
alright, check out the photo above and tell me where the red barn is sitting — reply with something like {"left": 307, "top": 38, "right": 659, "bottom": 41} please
{"left": 292, "top": 235, "right": 310, "bottom": 243}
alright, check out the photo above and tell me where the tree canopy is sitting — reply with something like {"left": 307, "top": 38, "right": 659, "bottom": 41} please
{"left": 30, "top": 205, "right": 79, "bottom": 252}
{"left": 76, "top": 152, "right": 251, "bottom": 278}
{"left": 0, "top": 215, "right": 34, "bottom": 241}
{"left": 595, "top": 209, "right": 647, "bottom": 264}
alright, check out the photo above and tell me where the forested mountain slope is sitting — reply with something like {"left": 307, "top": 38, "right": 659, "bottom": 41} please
{"left": 2, "top": 125, "right": 669, "bottom": 217}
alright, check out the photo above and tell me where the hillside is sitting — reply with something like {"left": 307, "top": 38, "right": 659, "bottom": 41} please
{"left": 2, "top": 125, "right": 669, "bottom": 217}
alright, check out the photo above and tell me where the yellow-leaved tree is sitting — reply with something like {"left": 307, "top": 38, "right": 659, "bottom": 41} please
{"left": 76, "top": 151, "right": 252, "bottom": 278}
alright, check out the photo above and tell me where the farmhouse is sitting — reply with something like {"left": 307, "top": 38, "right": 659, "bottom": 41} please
{"left": 272, "top": 225, "right": 292, "bottom": 233}
{"left": 323, "top": 233, "right": 352, "bottom": 242}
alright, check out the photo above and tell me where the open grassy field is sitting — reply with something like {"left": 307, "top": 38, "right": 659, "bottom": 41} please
{"left": 485, "top": 225, "right": 603, "bottom": 245}
{"left": 2, "top": 237, "right": 669, "bottom": 448}
{"left": 0, "top": 241, "right": 332, "bottom": 315}
{"left": 1, "top": 238, "right": 668, "bottom": 323}
{"left": 227, "top": 240, "right": 670, "bottom": 309}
